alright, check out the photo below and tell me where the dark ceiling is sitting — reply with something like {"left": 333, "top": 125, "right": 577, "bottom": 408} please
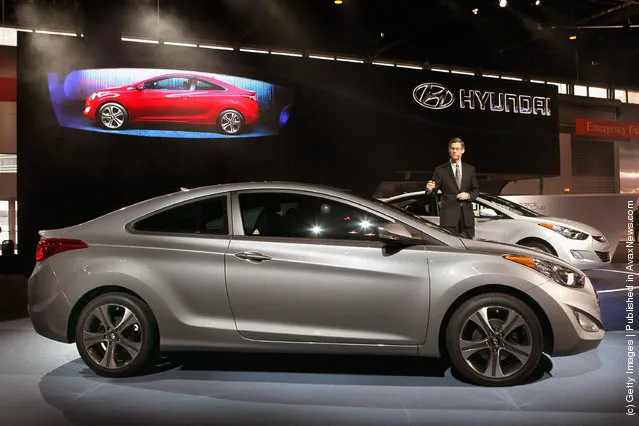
{"left": 3, "top": 0, "right": 639, "bottom": 87}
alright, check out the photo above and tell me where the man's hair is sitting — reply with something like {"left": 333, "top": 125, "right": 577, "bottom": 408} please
{"left": 449, "top": 137, "right": 465, "bottom": 149}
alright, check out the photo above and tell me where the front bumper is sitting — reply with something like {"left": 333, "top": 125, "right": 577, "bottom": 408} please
{"left": 550, "top": 235, "right": 611, "bottom": 271}
{"left": 527, "top": 276, "right": 604, "bottom": 356}
{"left": 28, "top": 262, "right": 73, "bottom": 343}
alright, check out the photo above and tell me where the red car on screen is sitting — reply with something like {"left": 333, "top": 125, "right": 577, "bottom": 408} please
{"left": 83, "top": 73, "right": 259, "bottom": 134}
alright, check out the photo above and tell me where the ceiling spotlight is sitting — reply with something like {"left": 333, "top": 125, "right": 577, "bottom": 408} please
{"left": 569, "top": 35, "right": 577, "bottom": 40}
{"left": 534, "top": 0, "right": 541, "bottom": 5}
{"left": 472, "top": 8, "right": 479, "bottom": 15}
{"left": 499, "top": 0, "right": 507, "bottom": 7}
{"left": 334, "top": 0, "right": 342, "bottom": 4}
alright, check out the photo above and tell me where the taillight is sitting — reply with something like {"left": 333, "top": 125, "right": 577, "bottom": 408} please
{"left": 35, "top": 238, "right": 88, "bottom": 262}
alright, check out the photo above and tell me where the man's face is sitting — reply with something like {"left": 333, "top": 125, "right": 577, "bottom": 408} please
{"left": 449, "top": 142, "right": 465, "bottom": 162}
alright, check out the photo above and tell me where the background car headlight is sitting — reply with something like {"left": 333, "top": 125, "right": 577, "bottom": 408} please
{"left": 539, "top": 223, "right": 588, "bottom": 240}
{"left": 504, "top": 254, "right": 586, "bottom": 288}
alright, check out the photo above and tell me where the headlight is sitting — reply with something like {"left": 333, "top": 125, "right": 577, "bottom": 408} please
{"left": 504, "top": 254, "right": 586, "bottom": 288}
{"left": 539, "top": 223, "right": 588, "bottom": 240}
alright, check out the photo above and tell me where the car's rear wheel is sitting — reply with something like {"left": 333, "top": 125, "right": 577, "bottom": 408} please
{"left": 218, "top": 109, "right": 244, "bottom": 135}
{"left": 97, "top": 102, "right": 128, "bottom": 130}
{"left": 75, "top": 292, "right": 157, "bottom": 377}
{"left": 445, "top": 293, "right": 543, "bottom": 386}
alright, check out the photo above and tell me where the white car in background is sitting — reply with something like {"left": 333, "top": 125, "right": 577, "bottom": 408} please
{"left": 381, "top": 191, "right": 611, "bottom": 271}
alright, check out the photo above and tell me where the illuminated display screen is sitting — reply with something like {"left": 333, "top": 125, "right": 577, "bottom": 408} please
{"left": 48, "top": 68, "right": 293, "bottom": 138}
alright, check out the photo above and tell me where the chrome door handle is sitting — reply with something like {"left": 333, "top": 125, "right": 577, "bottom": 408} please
{"left": 234, "top": 252, "right": 272, "bottom": 262}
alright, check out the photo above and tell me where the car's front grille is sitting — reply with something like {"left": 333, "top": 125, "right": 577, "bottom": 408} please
{"left": 595, "top": 251, "right": 610, "bottom": 262}
{"left": 593, "top": 236, "right": 606, "bottom": 243}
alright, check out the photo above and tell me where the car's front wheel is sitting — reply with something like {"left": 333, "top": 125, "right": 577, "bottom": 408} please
{"left": 520, "top": 240, "right": 555, "bottom": 255}
{"left": 217, "top": 109, "right": 244, "bottom": 135}
{"left": 75, "top": 292, "right": 158, "bottom": 377}
{"left": 97, "top": 102, "right": 129, "bottom": 130}
{"left": 445, "top": 293, "right": 543, "bottom": 386}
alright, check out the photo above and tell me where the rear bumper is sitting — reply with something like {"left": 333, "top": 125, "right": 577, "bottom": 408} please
{"left": 28, "top": 263, "right": 73, "bottom": 343}
{"left": 243, "top": 102, "right": 260, "bottom": 124}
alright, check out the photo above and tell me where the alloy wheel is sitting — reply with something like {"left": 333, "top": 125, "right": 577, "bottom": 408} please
{"left": 100, "top": 105, "right": 126, "bottom": 129}
{"left": 81, "top": 303, "right": 142, "bottom": 370}
{"left": 220, "top": 110, "right": 242, "bottom": 134}
{"left": 458, "top": 305, "right": 533, "bottom": 379}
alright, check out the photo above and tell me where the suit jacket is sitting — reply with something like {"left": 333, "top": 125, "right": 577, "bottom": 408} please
{"left": 427, "top": 161, "right": 480, "bottom": 227}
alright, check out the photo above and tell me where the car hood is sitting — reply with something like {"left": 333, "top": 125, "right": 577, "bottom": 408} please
{"left": 518, "top": 215, "right": 604, "bottom": 236}
{"left": 461, "top": 237, "right": 578, "bottom": 269}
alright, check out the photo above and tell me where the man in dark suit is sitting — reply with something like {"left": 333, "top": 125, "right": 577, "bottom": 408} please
{"left": 425, "top": 137, "right": 480, "bottom": 238}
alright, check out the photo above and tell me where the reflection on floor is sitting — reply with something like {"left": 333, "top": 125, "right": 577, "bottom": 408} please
{"left": 61, "top": 113, "right": 277, "bottom": 139}
{"left": 0, "top": 317, "right": 635, "bottom": 426}
{"left": 587, "top": 263, "right": 636, "bottom": 330}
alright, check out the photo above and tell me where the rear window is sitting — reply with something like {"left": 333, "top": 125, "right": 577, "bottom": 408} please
{"left": 133, "top": 196, "right": 228, "bottom": 235}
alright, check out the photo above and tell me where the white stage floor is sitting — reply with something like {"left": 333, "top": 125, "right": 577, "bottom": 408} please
{"left": 0, "top": 317, "right": 636, "bottom": 426}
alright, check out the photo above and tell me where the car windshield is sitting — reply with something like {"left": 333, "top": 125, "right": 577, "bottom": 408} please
{"left": 342, "top": 190, "right": 459, "bottom": 236}
{"left": 480, "top": 194, "right": 542, "bottom": 217}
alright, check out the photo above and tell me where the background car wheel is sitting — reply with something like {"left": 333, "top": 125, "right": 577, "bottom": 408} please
{"left": 217, "top": 109, "right": 245, "bottom": 135}
{"left": 97, "top": 102, "right": 129, "bottom": 130}
{"left": 75, "top": 292, "right": 157, "bottom": 377}
{"left": 445, "top": 293, "right": 543, "bottom": 386}
{"left": 520, "top": 240, "right": 555, "bottom": 255}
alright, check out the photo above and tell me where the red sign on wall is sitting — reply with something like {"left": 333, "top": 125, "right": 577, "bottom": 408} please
{"left": 0, "top": 77, "right": 16, "bottom": 102}
{"left": 575, "top": 118, "right": 639, "bottom": 139}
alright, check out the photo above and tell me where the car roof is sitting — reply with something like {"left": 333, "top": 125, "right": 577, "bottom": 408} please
{"left": 143, "top": 72, "right": 223, "bottom": 82}
{"left": 87, "top": 181, "right": 358, "bottom": 224}
{"left": 380, "top": 191, "right": 491, "bottom": 201}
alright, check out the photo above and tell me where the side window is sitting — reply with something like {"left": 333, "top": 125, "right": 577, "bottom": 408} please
{"left": 144, "top": 77, "right": 191, "bottom": 90}
{"left": 392, "top": 196, "right": 437, "bottom": 216}
{"left": 133, "top": 196, "right": 228, "bottom": 235}
{"left": 238, "top": 192, "right": 391, "bottom": 241}
{"left": 195, "top": 79, "right": 225, "bottom": 90}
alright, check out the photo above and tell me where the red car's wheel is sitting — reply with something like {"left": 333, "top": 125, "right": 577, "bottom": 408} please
{"left": 98, "top": 102, "right": 129, "bottom": 130}
{"left": 218, "top": 109, "right": 244, "bottom": 135}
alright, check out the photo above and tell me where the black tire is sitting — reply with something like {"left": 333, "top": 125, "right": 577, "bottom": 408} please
{"left": 520, "top": 240, "right": 554, "bottom": 255}
{"left": 445, "top": 293, "right": 543, "bottom": 386}
{"left": 97, "top": 102, "right": 129, "bottom": 130}
{"left": 217, "top": 109, "right": 245, "bottom": 135}
{"left": 75, "top": 292, "right": 158, "bottom": 378}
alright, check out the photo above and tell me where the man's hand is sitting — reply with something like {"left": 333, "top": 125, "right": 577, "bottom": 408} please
{"left": 457, "top": 192, "right": 470, "bottom": 200}
{"left": 426, "top": 180, "right": 436, "bottom": 192}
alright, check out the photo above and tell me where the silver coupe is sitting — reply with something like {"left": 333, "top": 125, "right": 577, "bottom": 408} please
{"left": 28, "top": 182, "right": 604, "bottom": 386}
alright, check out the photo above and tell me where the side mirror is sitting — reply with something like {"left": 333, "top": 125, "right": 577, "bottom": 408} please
{"left": 136, "top": 84, "right": 145, "bottom": 90}
{"left": 378, "top": 223, "right": 423, "bottom": 245}
{"left": 479, "top": 208, "right": 500, "bottom": 218}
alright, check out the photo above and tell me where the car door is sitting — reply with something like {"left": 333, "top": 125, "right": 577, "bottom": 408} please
{"left": 136, "top": 76, "right": 194, "bottom": 120}
{"left": 127, "top": 194, "right": 233, "bottom": 329}
{"left": 224, "top": 190, "right": 431, "bottom": 345}
{"left": 472, "top": 200, "right": 506, "bottom": 241}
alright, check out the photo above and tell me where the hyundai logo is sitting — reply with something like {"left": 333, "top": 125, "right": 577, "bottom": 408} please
{"left": 413, "top": 83, "right": 455, "bottom": 110}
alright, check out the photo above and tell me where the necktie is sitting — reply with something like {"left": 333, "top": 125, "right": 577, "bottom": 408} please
{"left": 455, "top": 163, "right": 461, "bottom": 188}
